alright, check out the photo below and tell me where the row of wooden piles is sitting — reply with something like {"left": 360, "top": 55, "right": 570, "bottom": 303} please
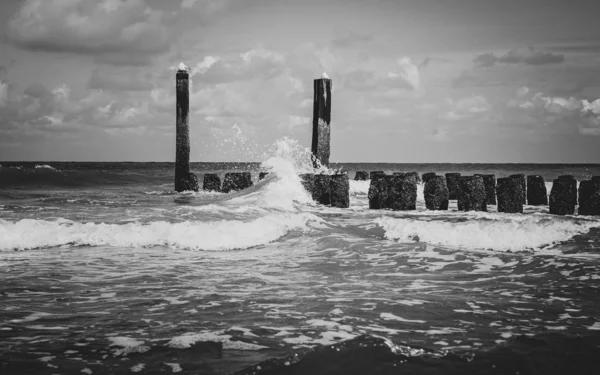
{"left": 356, "top": 171, "right": 600, "bottom": 216}
{"left": 200, "top": 172, "right": 269, "bottom": 193}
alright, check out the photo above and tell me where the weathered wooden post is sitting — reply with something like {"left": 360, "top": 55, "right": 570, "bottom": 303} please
{"left": 558, "top": 175, "right": 578, "bottom": 206}
{"left": 174, "top": 63, "right": 199, "bottom": 192}
{"left": 370, "top": 171, "right": 385, "bottom": 180}
{"left": 385, "top": 174, "right": 417, "bottom": 210}
{"left": 311, "top": 73, "right": 332, "bottom": 168}
{"left": 421, "top": 172, "right": 437, "bottom": 184}
{"left": 549, "top": 178, "right": 575, "bottom": 215}
{"left": 203, "top": 173, "right": 221, "bottom": 192}
{"left": 509, "top": 174, "right": 526, "bottom": 204}
{"left": 354, "top": 171, "right": 369, "bottom": 181}
{"left": 526, "top": 175, "right": 547, "bottom": 205}
{"left": 330, "top": 174, "right": 350, "bottom": 208}
{"left": 475, "top": 174, "right": 496, "bottom": 205}
{"left": 313, "top": 174, "right": 332, "bottom": 205}
{"left": 578, "top": 180, "right": 600, "bottom": 215}
{"left": 368, "top": 173, "right": 387, "bottom": 209}
{"left": 222, "top": 172, "right": 253, "bottom": 193}
{"left": 457, "top": 176, "right": 487, "bottom": 212}
{"left": 445, "top": 173, "right": 461, "bottom": 200}
{"left": 497, "top": 177, "right": 523, "bottom": 213}
{"left": 424, "top": 176, "right": 449, "bottom": 210}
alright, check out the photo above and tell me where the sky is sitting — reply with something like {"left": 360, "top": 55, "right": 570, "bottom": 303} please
{"left": 1, "top": 0, "right": 600, "bottom": 163}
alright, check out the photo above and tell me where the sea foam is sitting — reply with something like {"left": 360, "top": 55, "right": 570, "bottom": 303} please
{"left": 375, "top": 214, "right": 599, "bottom": 251}
{"left": 0, "top": 213, "right": 318, "bottom": 252}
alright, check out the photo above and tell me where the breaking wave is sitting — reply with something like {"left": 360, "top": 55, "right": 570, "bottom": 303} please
{"left": 375, "top": 214, "right": 599, "bottom": 252}
{"left": 0, "top": 213, "right": 319, "bottom": 252}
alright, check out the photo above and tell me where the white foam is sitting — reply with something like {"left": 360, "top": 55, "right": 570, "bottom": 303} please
{"left": 10, "top": 312, "right": 52, "bottom": 323}
{"left": 375, "top": 214, "right": 599, "bottom": 251}
{"left": 380, "top": 313, "right": 426, "bottom": 323}
{"left": 164, "top": 363, "right": 183, "bottom": 373}
{"left": 349, "top": 180, "right": 370, "bottom": 196}
{"left": 130, "top": 364, "right": 145, "bottom": 373}
{"left": 0, "top": 213, "right": 317, "bottom": 251}
{"left": 34, "top": 164, "right": 57, "bottom": 170}
{"left": 168, "top": 331, "right": 268, "bottom": 350}
{"left": 108, "top": 337, "right": 150, "bottom": 356}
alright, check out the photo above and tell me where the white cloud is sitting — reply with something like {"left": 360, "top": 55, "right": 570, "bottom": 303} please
{"left": 288, "top": 116, "right": 310, "bottom": 130}
{"left": 0, "top": 80, "right": 8, "bottom": 107}
{"left": 397, "top": 57, "right": 420, "bottom": 90}
{"left": 8, "top": 0, "right": 169, "bottom": 64}
{"left": 190, "top": 56, "right": 220, "bottom": 76}
{"left": 181, "top": 0, "right": 199, "bottom": 8}
{"left": 441, "top": 95, "right": 491, "bottom": 121}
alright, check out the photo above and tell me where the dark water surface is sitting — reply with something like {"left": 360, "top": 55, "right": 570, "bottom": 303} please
{"left": 1, "top": 161, "right": 600, "bottom": 374}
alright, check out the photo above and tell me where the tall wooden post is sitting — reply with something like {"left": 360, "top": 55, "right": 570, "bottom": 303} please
{"left": 175, "top": 63, "right": 199, "bottom": 192}
{"left": 311, "top": 73, "right": 332, "bottom": 168}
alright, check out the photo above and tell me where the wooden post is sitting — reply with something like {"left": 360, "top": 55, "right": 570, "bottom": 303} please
{"left": 175, "top": 63, "right": 198, "bottom": 192}
{"left": 311, "top": 74, "right": 332, "bottom": 168}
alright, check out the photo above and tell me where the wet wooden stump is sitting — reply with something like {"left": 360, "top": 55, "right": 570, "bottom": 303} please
{"left": 475, "top": 174, "right": 496, "bottom": 205}
{"left": 222, "top": 172, "right": 253, "bottom": 193}
{"left": 354, "top": 171, "right": 369, "bottom": 181}
{"left": 202, "top": 173, "right": 221, "bottom": 192}
{"left": 368, "top": 173, "right": 387, "bottom": 209}
{"left": 384, "top": 174, "right": 417, "bottom": 211}
{"left": 330, "top": 174, "right": 350, "bottom": 208}
{"left": 497, "top": 177, "right": 524, "bottom": 213}
{"left": 549, "top": 178, "right": 576, "bottom": 215}
{"left": 424, "top": 176, "right": 449, "bottom": 210}
{"left": 578, "top": 180, "right": 600, "bottom": 216}
{"left": 458, "top": 176, "right": 487, "bottom": 212}
{"left": 509, "top": 174, "right": 526, "bottom": 204}
{"left": 445, "top": 173, "right": 461, "bottom": 200}
{"left": 526, "top": 175, "right": 548, "bottom": 206}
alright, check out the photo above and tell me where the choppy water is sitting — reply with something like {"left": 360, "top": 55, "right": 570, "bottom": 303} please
{"left": 1, "top": 150, "right": 600, "bottom": 374}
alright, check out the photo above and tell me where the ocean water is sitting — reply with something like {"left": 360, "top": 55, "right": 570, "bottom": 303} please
{"left": 2, "top": 143, "right": 600, "bottom": 374}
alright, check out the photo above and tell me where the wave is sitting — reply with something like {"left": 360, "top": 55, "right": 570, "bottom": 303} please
{"left": 34, "top": 164, "right": 58, "bottom": 170}
{"left": 0, "top": 213, "right": 319, "bottom": 251}
{"left": 375, "top": 213, "right": 599, "bottom": 252}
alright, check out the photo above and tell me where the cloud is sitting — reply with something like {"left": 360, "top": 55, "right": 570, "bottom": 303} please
{"left": 440, "top": 95, "right": 491, "bottom": 121}
{"left": 180, "top": 0, "right": 230, "bottom": 15}
{"left": 7, "top": 0, "right": 170, "bottom": 65}
{"left": 397, "top": 57, "right": 420, "bottom": 90}
{"left": 0, "top": 80, "right": 8, "bottom": 107}
{"left": 191, "top": 48, "right": 285, "bottom": 84}
{"left": 342, "top": 57, "right": 420, "bottom": 93}
{"left": 88, "top": 67, "right": 154, "bottom": 92}
{"left": 331, "top": 31, "right": 373, "bottom": 49}
{"left": 473, "top": 47, "right": 564, "bottom": 68}
{"left": 511, "top": 89, "right": 600, "bottom": 136}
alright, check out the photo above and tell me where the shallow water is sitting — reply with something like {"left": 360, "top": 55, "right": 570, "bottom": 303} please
{"left": 1, "top": 160, "right": 600, "bottom": 374}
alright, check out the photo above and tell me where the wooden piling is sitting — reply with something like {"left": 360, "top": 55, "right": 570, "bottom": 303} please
{"left": 457, "top": 176, "right": 487, "bottom": 212}
{"left": 497, "top": 177, "right": 523, "bottom": 213}
{"left": 445, "top": 173, "right": 461, "bottom": 200}
{"left": 475, "top": 174, "right": 496, "bottom": 205}
{"left": 174, "top": 64, "right": 199, "bottom": 192}
{"left": 311, "top": 76, "right": 332, "bottom": 168}
{"left": 203, "top": 173, "right": 221, "bottom": 192}
{"left": 526, "top": 175, "right": 547, "bottom": 205}
{"left": 509, "top": 174, "right": 526, "bottom": 204}
{"left": 549, "top": 178, "right": 575, "bottom": 215}
{"left": 354, "top": 171, "right": 369, "bottom": 181}
{"left": 424, "top": 176, "right": 449, "bottom": 210}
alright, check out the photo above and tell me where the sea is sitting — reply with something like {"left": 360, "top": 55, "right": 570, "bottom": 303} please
{"left": 1, "top": 139, "right": 600, "bottom": 374}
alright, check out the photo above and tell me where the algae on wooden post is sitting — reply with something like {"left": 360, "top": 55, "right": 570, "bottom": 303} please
{"left": 311, "top": 76, "right": 332, "bottom": 168}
